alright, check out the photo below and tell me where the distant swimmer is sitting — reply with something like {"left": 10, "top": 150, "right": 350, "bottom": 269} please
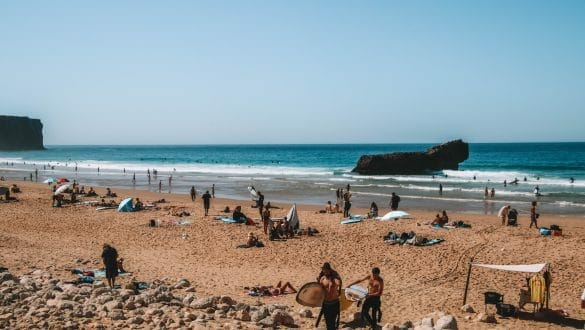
{"left": 534, "top": 185, "right": 541, "bottom": 196}
{"left": 570, "top": 177, "right": 575, "bottom": 184}
{"left": 524, "top": 177, "right": 527, "bottom": 182}
{"left": 504, "top": 180, "right": 507, "bottom": 187}
{"left": 473, "top": 175, "right": 476, "bottom": 180}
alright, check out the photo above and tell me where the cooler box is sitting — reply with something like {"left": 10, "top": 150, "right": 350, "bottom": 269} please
{"left": 552, "top": 229, "right": 562, "bottom": 236}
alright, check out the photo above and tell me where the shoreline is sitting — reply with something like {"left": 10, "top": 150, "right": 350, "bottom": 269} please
{"left": 1, "top": 163, "right": 584, "bottom": 217}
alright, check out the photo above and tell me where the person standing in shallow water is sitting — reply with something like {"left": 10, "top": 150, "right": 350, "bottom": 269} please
{"left": 101, "top": 244, "right": 118, "bottom": 288}
{"left": 389, "top": 192, "right": 400, "bottom": 210}
{"left": 190, "top": 186, "right": 196, "bottom": 202}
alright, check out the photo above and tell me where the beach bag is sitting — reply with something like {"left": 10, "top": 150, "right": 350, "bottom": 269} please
{"left": 496, "top": 303, "right": 516, "bottom": 317}
{"left": 550, "top": 224, "right": 560, "bottom": 230}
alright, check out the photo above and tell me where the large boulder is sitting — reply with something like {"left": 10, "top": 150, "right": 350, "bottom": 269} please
{"left": 352, "top": 140, "right": 469, "bottom": 174}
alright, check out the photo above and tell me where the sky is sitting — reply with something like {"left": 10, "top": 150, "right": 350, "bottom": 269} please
{"left": 1, "top": 1, "right": 584, "bottom": 145}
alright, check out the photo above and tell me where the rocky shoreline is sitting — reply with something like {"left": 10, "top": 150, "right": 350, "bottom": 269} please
{"left": 0, "top": 265, "right": 466, "bottom": 330}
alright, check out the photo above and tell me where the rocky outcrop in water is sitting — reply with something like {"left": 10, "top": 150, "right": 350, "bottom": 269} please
{"left": 352, "top": 139, "right": 469, "bottom": 175}
{"left": 0, "top": 116, "right": 44, "bottom": 150}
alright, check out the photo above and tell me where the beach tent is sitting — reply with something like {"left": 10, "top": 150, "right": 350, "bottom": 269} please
{"left": 379, "top": 210, "right": 411, "bottom": 221}
{"left": 118, "top": 198, "right": 133, "bottom": 212}
{"left": 462, "top": 261, "right": 550, "bottom": 307}
{"left": 286, "top": 204, "right": 300, "bottom": 230}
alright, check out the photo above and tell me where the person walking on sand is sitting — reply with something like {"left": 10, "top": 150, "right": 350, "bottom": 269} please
{"left": 202, "top": 190, "right": 212, "bottom": 216}
{"left": 101, "top": 244, "right": 119, "bottom": 288}
{"left": 348, "top": 267, "right": 384, "bottom": 329}
{"left": 262, "top": 207, "right": 271, "bottom": 235}
{"left": 498, "top": 205, "right": 511, "bottom": 225}
{"left": 530, "top": 201, "right": 539, "bottom": 229}
{"left": 257, "top": 191, "right": 265, "bottom": 217}
{"left": 317, "top": 263, "right": 341, "bottom": 330}
{"left": 389, "top": 192, "right": 400, "bottom": 211}
{"left": 190, "top": 186, "right": 196, "bottom": 202}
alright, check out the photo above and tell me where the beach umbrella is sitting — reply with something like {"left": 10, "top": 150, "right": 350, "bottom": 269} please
{"left": 57, "top": 178, "right": 70, "bottom": 184}
{"left": 43, "top": 178, "right": 55, "bottom": 184}
{"left": 54, "top": 183, "right": 71, "bottom": 195}
{"left": 379, "top": 210, "right": 411, "bottom": 221}
{"left": 118, "top": 197, "right": 133, "bottom": 212}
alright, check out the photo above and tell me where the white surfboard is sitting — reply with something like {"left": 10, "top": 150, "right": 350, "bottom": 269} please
{"left": 345, "top": 285, "right": 368, "bottom": 301}
{"left": 248, "top": 186, "right": 259, "bottom": 199}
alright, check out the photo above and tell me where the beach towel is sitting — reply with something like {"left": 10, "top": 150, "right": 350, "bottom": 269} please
{"left": 419, "top": 238, "right": 444, "bottom": 246}
{"left": 91, "top": 269, "right": 132, "bottom": 278}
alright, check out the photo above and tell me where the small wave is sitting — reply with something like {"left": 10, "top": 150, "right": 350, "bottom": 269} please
{"left": 553, "top": 201, "right": 585, "bottom": 208}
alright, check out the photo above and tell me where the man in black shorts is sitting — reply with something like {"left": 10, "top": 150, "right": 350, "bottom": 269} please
{"left": 348, "top": 267, "right": 384, "bottom": 329}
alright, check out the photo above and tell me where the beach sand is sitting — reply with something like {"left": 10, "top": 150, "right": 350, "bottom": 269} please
{"left": 1, "top": 180, "right": 584, "bottom": 328}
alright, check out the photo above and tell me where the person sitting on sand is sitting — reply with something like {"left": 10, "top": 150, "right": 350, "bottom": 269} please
{"left": 431, "top": 211, "right": 449, "bottom": 227}
{"left": 247, "top": 232, "right": 259, "bottom": 247}
{"left": 133, "top": 198, "right": 144, "bottom": 211}
{"left": 269, "top": 221, "right": 282, "bottom": 240}
{"left": 233, "top": 206, "right": 254, "bottom": 225}
{"left": 105, "top": 188, "right": 117, "bottom": 198}
{"left": 117, "top": 258, "right": 127, "bottom": 273}
{"left": 10, "top": 184, "right": 21, "bottom": 193}
{"left": 325, "top": 201, "right": 335, "bottom": 213}
{"left": 369, "top": 202, "right": 379, "bottom": 218}
{"left": 86, "top": 187, "right": 98, "bottom": 197}
{"left": 79, "top": 186, "right": 86, "bottom": 195}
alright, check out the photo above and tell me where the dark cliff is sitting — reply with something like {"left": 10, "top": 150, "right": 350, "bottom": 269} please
{"left": 0, "top": 116, "right": 45, "bottom": 150}
{"left": 352, "top": 139, "right": 469, "bottom": 175}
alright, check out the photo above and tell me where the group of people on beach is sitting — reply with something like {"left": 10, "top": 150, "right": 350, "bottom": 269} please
{"left": 498, "top": 200, "right": 540, "bottom": 228}
{"left": 317, "top": 263, "right": 384, "bottom": 330}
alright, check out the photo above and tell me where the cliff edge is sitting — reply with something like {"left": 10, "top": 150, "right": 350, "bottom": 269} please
{"left": 0, "top": 115, "right": 44, "bottom": 150}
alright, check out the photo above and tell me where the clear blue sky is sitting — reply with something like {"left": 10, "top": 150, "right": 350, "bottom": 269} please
{"left": 1, "top": 1, "right": 584, "bottom": 144}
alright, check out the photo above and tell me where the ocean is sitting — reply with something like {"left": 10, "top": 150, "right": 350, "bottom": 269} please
{"left": 1, "top": 143, "right": 584, "bottom": 216}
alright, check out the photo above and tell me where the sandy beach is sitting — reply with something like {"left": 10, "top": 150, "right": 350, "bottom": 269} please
{"left": 1, "top": 180, "right": 585, "bottom": 329}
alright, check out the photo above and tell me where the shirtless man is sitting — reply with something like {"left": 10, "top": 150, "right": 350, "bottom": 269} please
{"left": 318, "top": 263, "right": 342, "bottom": 330}
{"left": 348, "top": 267, "right": 384, "bottom": 329}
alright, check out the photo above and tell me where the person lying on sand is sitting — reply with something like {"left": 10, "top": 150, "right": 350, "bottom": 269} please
{"left": 233, "top": 206, "right": 254, "bottom": 225}
{"left": 105, "top": 188, "right": 117, "bottom": 198}
{"left": 246, "top": 281, "right": 297, "bottom": 296}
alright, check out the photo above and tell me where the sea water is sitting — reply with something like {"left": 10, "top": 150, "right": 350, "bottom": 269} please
{"left": 1, "top": 143, "right": 584, "bottom": 216}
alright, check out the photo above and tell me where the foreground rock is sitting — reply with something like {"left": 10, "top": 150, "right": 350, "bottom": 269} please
{"left": 352, "top": 139, "right": 469, "bottom": 174}
{"left": 0, "top": 267, "right": 297, "bottom": 329}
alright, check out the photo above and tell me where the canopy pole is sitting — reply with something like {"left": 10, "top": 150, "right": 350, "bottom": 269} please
{"left": 463, "top": 258, "right": 474, "bottom": 305}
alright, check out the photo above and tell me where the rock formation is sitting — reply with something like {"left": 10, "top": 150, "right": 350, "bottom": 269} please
{"left": 353, "top": 139, "right": 469, "bottom": 175}
{"left": 0, "top": 115, "right": 44, "bottom": 150}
